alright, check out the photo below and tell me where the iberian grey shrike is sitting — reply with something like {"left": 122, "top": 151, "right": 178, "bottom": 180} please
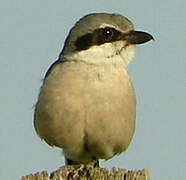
{"left": 34, "top": 13, "right": 154, "bottom": 166}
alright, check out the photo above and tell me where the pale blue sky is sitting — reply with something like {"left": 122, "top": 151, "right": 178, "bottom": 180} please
{"left": 1, "top": 0, "right": 186, "bottom": 180}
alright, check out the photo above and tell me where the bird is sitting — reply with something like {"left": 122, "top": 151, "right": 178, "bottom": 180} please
{"left": 34, "top": 13, "right": 153, "bottom": 166}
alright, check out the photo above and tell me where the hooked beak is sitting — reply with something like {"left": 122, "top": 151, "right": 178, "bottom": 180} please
{"left": 124, "top": 31, "right": 154, "bottom": 45}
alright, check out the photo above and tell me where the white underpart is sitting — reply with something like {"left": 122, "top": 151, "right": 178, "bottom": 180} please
{"left": 65, "top": 41, "right": 135, "bottom": 68}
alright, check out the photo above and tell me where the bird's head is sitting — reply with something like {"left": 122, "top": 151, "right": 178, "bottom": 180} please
{"left": 61, "top": 13, "right": 153, "bottom": 67}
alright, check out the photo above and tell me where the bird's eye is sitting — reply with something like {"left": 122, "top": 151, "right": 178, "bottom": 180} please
{"left": 102, "top": 27, "right": 114, "bottom": 40}
{"left": 94, "top": 27, "right": 121, "bottom": 46}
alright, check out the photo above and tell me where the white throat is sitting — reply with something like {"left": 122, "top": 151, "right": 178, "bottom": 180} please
{"left": 64, "top": 42, "right": 136, "bottom": 68}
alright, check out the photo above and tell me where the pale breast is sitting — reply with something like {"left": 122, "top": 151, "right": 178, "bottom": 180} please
{"left": 34, "top": 61, "right": 136, "bottom": 163}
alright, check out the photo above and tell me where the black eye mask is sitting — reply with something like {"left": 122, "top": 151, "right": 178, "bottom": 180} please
{"left": 75, "top": 27, "right": 123, "bottom": 51}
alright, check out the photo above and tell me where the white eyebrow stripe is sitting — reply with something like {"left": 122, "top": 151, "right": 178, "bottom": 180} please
{"left": 99, "top": 23, "right": 121, "bottom": 32}
{"left": 99, "top": 23, "right": 119, "bottom": 30}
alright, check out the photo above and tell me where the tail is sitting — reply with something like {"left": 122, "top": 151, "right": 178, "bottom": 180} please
{"left": 65, "top": 158, "right": 78, "bottom": 165}
{"left": 65, "top": 157, "right": 99, "bottom": 167}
